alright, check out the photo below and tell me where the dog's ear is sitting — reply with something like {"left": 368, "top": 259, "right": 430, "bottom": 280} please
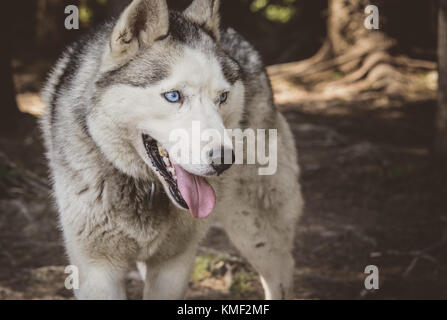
{"left": 109, "top": 0, "right": 169, "bottom": 62}
{"left": 184, "top": 0, "right": 221, "bottom": 41}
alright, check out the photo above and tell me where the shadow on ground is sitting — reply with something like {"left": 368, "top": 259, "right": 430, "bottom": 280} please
{"left": 0, "top": 94, "right": 446, "bottom": 299}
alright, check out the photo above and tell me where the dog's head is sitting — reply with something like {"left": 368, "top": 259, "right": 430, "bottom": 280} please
{"left": 89, "top": 0, "right": 245, "bottom": 218}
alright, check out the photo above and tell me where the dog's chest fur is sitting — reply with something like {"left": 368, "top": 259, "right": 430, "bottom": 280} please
{"left": 56, "top": 142, "right": 200, "bottom": 263}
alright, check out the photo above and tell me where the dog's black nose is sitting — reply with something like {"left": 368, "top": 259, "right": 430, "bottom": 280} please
{"left": 210, "top": 148, "right": 235, "bottom": 175}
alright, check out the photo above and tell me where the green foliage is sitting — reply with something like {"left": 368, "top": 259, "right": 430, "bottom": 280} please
{"left": 191, "top": 254, "right": 225, "bottom": 282}
{"left": 0, "top": 165, "right": 17, "bottom": 185}
{"left": 250, "top": 0, "right": 268, "bottom": 12}
{"left": 79, "top": 0, "right": 108, "bottom": 25}
{"left": 78, "top": 0, "right": 299, "bottom": 28}
{"left": 250, "top": 0, "right": 297, "bottom": 23}
{"left": 377, "top": 165, "right": 406, "bottom": 181}
{"left": 192, "top": 254, "right": 256, "bottom": 297}
{"left": 229, "top": 271, "right": 256, "bottom": 296}
{"left": 79, "top": 0, "right": 93, "bottom": 25}
{"left": 332, "top": 72, "right": 343, "bottom": 80}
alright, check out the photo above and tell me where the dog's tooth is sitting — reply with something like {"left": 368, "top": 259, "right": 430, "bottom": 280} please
{"left": 157, "top": 143, "right": 168, "bottom": 157}
{"left": 168, "top": 167, "right": 177, "bottom": 180}
{"left": 168, "top": 167, "right": 176, "bottom": 178}
{"left": 163, "top": 157, "right": 171, "bottom": 167}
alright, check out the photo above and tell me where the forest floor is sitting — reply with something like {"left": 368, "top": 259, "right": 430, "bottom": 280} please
{"left": 0, "top": 59, "right": 447, "bottom": 300}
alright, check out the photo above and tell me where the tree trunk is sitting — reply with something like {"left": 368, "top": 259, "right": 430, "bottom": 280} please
{"left": 0, "top": 1, "right": 23, "bottom": 134}
{"left": 36, "top": 0, "right": 64, "bottom": 47}
{"left": 327, "top": 0, "right": 395, "bottom": 75}
{"left": 268, "top": 0, "right": 437, "bottom": 111}
{"left": 328, "top": 0, "right": 384, "bottom": 56}
{"left": 436, "top": 0, "right": 447, "bottom": 160}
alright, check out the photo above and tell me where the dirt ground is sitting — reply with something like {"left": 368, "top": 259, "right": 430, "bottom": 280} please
{"left": 0, "top": 61, "right": 447, "bottom": 300}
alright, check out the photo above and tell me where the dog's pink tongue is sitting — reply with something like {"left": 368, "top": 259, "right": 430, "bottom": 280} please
{"left": 173, "top": 164, "right": 216, "bottom": 219}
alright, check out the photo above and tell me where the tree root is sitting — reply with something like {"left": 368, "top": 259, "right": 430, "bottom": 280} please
{"left": 269, "top": 38, "right": 394, "bottom": 81}
{"left": 268, "top": 39, "right": 436, "bottom": 110}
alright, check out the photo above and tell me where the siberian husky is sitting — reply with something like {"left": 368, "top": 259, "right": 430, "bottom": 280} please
{"left": 41, "top": 0, "right": 303, "bottom": 300}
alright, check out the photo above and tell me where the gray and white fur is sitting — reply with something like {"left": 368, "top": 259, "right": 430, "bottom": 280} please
{"left": 41, "top": 0, "right": 303, "bottom": 300}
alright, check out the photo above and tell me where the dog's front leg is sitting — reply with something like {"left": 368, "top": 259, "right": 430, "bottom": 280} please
{"left": 67, "top": 245, "right": 128, "bottom": 300}
{"left": 73, "top": 261, "right": 127, "bottom": 300}
{"left": 142, "top": 243, "right": 198, "bottom": 300}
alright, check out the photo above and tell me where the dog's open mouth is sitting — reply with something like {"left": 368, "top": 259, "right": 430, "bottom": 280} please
{"left": 142, "top": 134, "right": 216, "bottom": 219}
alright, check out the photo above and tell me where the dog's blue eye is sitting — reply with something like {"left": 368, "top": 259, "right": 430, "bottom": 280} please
{"left": 220, "top": 92, "right": 228, "bottom": 104}
{"left": 164, "top": 91, "right": 181, "bottom": 103}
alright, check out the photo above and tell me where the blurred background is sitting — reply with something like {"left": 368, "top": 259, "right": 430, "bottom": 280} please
{"left": 1, "top": 0, "right": 447, "bottom": 299}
